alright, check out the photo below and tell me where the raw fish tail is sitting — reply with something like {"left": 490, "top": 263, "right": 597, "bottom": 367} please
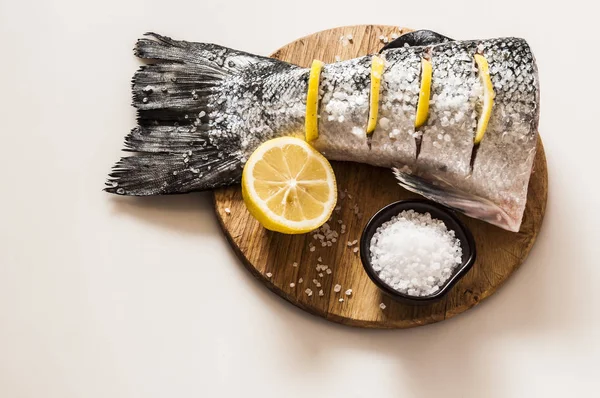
{"left": 105, "top": 33, "right": 270, "bottom": 195}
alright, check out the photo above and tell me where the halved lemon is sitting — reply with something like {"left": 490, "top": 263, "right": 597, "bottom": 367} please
{"left": 242, "top": 137, "right": 337, "bottom": 234}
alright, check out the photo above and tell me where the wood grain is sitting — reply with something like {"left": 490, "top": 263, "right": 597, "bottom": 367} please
{"left": 213, "top": 25, "right": 548, "bottom": 328}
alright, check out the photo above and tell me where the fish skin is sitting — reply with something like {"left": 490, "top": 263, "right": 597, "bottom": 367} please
{"left": 369, "top": 47, "right": 421, "bottom": 167}
{"left": 106, "top": 32, "right": 539, "bottom": 232}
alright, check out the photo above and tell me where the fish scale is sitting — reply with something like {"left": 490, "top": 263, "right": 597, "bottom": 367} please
{"left": 312, "top": 56, "right": 371, "bottom": 162}
{"left": 369, "top": 47, "right": 420, "bottom": 167}
{"left": 468, "top": 38, "right": 539, "bottom": 230}
{"left": 105, "top": 31, "right": 539, "bottom": 232}
{"left": 416, "top": 41, "right": 481, "bottom": 180}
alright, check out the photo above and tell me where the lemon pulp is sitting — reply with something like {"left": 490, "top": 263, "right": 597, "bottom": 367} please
{"left": 242, "top": 137, "right": 337, "bottom": 234}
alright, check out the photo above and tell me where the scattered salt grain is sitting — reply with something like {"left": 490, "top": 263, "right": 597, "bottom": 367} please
{"left": 379, "top": 117, "right": 391, "bottom": 130}
{"left": 224, "top": 207, "right": 231, "bottom": 215}
{"left": 318, "top": 273, "right": 324, "bottom": 278}
{"left": 326, "top": 269, "right": 332, "bottom": 275}
{"left": 298, "top": 278, "right": 303, "bottom": 284}
{"left": 345, "top": 289, "right": 352, "bottom": 296}
{"left": 318, "top": 257, "right": 322, "bottom": 262}
{"left": 379, "top": 303, "right": 386, "bottom": 310}
{"left": 353, "top": 247, "right": 359, "bottom": 253}
{"left": 369, "top": 209, "right": 462, "bottom": 297}
{"left": 319, "top": 289, "right": 324, "bottom": 297}
{"left": 266, "top": 272, "right": 272, "bottom": 278}
{"left": 346, "top": 34, "right": 353, "bottom": 42}
{"left": 339, "top": 298, "right": 344, "bottom": 302}
{"left": 310, "top": 247, "right": 316, "bottom": 252}
{"left": 305, "top": 288, "right": 313, "bottom": 297}
{"left": 334, "top": 284, "right": 342, "bottom": 293}
{"left": 335, "top": 55, "right": 341, "bottom": 62}
{"left": 293, "top": 262, "right": 298, "bottom": 267}
{"left": 290, "top": 283, "right": 295, "bottom": 288}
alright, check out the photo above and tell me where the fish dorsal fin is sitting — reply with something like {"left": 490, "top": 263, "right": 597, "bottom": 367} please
{"left": 380, "top": 30, "right": 453, "bottom": 52}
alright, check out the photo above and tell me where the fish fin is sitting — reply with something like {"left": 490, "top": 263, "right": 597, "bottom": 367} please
{"left": 380, "top": 30, "right": 453, "bottom": 52}
{"left": 105, "top": 33, "right": 275, "bottom": 196}
{"left": 392, "top": 168, "right": 521, "bottom": 232}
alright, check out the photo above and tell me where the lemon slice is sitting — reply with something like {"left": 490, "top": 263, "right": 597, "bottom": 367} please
{"left": 367, "top": 55, "right": 385, "bottom": 134}
{"left": 305, "top": 60, "right": 324, "bottom": 142}
{"left": 242, "top": 137, "right": 337, "bottom": 234}
{"left": 415, "top": 57, "right": 432, "bottom": 128}
{"left": 474, "top": 53, "right": 495, "bottom": 144}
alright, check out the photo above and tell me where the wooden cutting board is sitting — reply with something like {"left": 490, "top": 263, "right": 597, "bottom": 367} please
{"left": 213, "top": 25, "right": 548, "bottom": 328}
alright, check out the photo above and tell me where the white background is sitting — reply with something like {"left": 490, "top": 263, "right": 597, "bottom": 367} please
{"left": 1, "top": 0, "right": 598, "bottom": 397}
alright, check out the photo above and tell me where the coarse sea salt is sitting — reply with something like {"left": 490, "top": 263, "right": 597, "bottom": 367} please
{"left": 369, "top": 210, "right": 462, "bottom": 297}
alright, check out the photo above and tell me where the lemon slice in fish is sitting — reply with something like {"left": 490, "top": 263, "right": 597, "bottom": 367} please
{"left": 474, "top": 54, "right": 495, "bottom": 144}
{"left": 415, "top": 57, "right": 432, "bottom": 128}
{"left": 367, "top": 55, "right": 385, "bottom": 134}
{"left": 242, "top": 137, "right": 337, "bottom": 234}
{"left": 305, "top": 60, "right": 324, "bottom": 142}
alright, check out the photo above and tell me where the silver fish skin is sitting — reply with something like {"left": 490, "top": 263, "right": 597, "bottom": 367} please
{"left": 106, "top": 32, "right": 539, "bottom": 232}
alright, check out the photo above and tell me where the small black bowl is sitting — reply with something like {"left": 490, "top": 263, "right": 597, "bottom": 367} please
{"left": 360, "top": 199, "right": 477, "bottom": 305}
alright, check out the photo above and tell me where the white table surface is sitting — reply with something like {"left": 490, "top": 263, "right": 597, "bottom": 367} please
{"left": 1, "top": 0, "right": 599, "bottom": 396}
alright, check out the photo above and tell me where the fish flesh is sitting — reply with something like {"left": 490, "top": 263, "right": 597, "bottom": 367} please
{"left": 105, "top": 31, "right": 539, "bottom": 232}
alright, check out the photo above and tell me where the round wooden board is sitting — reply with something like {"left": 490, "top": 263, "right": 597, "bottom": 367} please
{"left": 213, "top": 25, "right": 548, "bottom": 328}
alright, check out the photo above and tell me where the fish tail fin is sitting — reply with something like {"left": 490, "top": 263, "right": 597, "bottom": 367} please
{"left": 392, "top": 168, "right": 521, "bottom": 232}
{"left": 105, "top": 33, "right": 277, "bottom": 196}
